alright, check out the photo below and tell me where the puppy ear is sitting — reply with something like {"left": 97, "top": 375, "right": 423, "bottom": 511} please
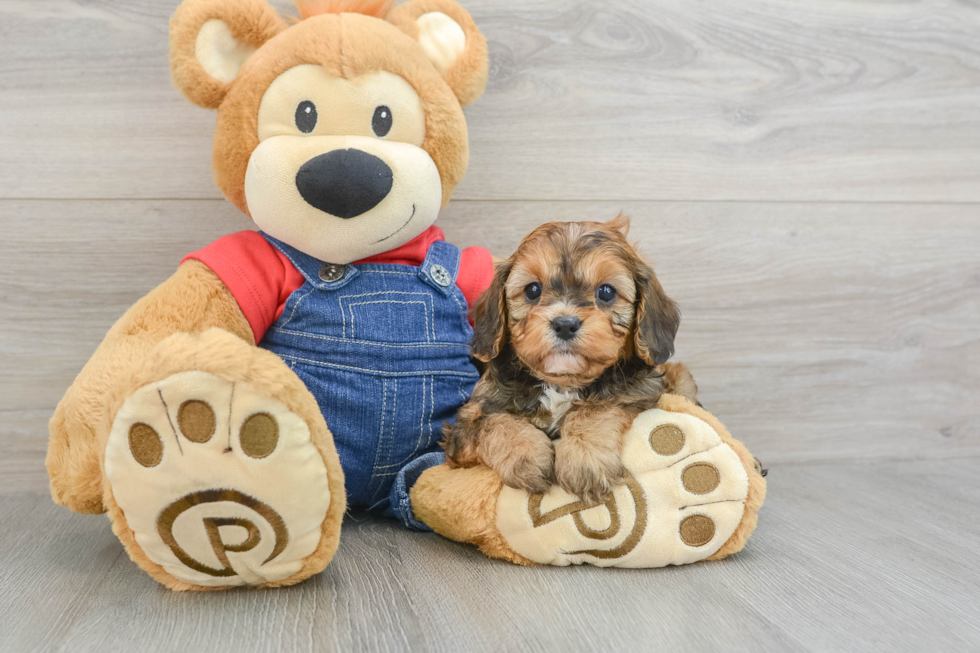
{"left": 388, "top": 0, "right": 489, "bottom": 106}
{"left": 470, "top": 261, "right": 511, "bottom": 362}
{"left": 170, "top": 0, "right": 287, "bottom": 109}
{"left": 607, "top": 212, "right": 631, "bottom": 236}
{"left": 633, "top": 260, "right": 681, "bottom": 366}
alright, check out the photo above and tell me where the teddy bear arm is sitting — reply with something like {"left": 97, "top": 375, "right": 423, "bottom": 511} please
{"left": 46, "top": 260, "right": 253, "bottom": 514}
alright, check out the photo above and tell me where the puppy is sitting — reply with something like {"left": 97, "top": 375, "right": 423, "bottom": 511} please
{"left": 442, "top": 215, "right": 698, "bottom": 504}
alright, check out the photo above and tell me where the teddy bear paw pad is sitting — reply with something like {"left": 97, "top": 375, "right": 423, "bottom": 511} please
{"left": 104, "top": 371, "right": 331, "bottom": 587}
{"left": 495, "top": 408, "right": 749, "bottom": 567}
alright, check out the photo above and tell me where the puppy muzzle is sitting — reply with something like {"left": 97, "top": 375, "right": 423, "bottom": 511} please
{"left": 551, "top": 315, "right": 582, "bottom": 342}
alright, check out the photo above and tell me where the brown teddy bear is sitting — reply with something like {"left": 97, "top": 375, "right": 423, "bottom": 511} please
{"left": 46, "top": 0, "right": 765, "bottom": 591}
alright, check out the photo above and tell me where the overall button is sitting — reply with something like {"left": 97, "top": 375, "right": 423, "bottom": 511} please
{"left": 430, "top": 264, "right": 452, "bottom": 287}
{"left": 318, "top": 263, "right": 346, "bottom": 282}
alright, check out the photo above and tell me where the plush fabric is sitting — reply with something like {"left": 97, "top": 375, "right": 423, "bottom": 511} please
{"left": 656, "top": 394, "right": 767, "bottom": 561}
{"left": 170, "top": 0, "right": 288, "bottom": 109}
{"left": 49, "top": 0, "right": 493, "bottom": 590}
{"left": 410, "top": 395, "right": 767, "bottom": 568}
{"left": 411, "top": 464, "right": 535, "bottom": 566}
{"left": 182, "top": 232, "right": 306, "bottom": 342}
{"left": 47, "top": 261, "right": 253, "bottom": 515}
{"left": 295, "top": 0, "right": 396, "bottom": 20}
{"left": 209, "top": 11, "right": 477, "bottom": 216}
{"left": 101, "top": 329, "right": 346, "bottom": 590}
{"left": 387, "top": 0, "right": 488, "bottom": 107}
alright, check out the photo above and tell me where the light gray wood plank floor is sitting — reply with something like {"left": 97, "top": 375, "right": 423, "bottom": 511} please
{"left": 3, "top": 459, "right": 980, "bottom": 653}
{"left": 1, "top": 0, "right": 978, "bottom": 650}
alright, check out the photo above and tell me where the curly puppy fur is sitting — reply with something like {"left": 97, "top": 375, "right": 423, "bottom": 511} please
{"left": 443, "top": 216, "right": 698, "bottom": 504}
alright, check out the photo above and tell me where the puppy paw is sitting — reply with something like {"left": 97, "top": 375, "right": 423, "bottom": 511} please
{"left": 497, "top": 442, "right": 555, "bottom": 495}
{"left": 554, "top": 437, "right": 625, "bottom": 505}
{"left": 494, "top": 406, "right": 760, "bottom": 568}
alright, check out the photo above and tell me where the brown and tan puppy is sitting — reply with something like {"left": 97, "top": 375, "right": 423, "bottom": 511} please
{"left": 443, "top": 216, "right": 698, "bottom": 503}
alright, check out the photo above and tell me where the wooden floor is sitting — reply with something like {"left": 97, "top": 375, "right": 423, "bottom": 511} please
{"left": 1, "top": 0, "right": 978, "bottom": 651}
{"left": 4, "top": 459, "right": 980, "bottom": 652}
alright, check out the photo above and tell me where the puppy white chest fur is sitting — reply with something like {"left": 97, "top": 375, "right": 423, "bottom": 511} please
{"left": 538, "top": 384, "right": 580, "bottom": 435}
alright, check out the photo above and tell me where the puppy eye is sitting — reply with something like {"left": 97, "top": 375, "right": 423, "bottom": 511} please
{"left": 295, "top": 100, "right": 317, "bottom": 134}
{"left": 596, "top": 284, "right": 617, "bottom": 303}
{"left": 372, "top": 105, "right": 392, "bottom": 137}
{"left": 524, "top": 282, "right": 542, "bottom": 301}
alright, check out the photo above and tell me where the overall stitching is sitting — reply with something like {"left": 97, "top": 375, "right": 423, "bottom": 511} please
{"left": 280, "top": 284, "right": 317, "bottom": 328}
{"left": 360, "top": 269, "right": 416, "bottom": 276}
{"left": 457, "top": 378, "right": 471, "bottom": 405}
{"left": 257, "top": 233, "right": 479, "bottom": 520}
{"left": 346, "top": 299, "right": 434, "bottom": 342}
{"left": 370, "top": 377, "right": 398, "bottom": 503}
{"left": 339, "top": 292, "right": 434, "bottom": 340}
{"left": 666, "top": 443, "right": 723, "bottom": 469}
{"left": 274, "top": 353, "right": 478, "bottom": 378}
{"left": 374, "top": 373, "right": 432, "bottom": 471}
{"left": 268, "top": 327, "right": 467, "bottom": 348}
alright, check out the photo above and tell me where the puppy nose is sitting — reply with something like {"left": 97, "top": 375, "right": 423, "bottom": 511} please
{"left": 295, "top": 149, "right": 393, "bottom": 219}
{"left": 551, "top": 315, "right": 582, "bottom": 341}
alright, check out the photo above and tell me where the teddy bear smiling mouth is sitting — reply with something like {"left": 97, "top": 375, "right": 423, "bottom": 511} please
{"left": 375, "top": 204, "right": 417, "bottom": 243}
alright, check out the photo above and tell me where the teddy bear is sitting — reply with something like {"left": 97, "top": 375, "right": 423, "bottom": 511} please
{"left": 46, "top": 0, "right": 766, "bottom": 591}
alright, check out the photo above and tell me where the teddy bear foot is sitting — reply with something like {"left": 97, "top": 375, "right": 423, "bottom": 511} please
{"left": 102, "top": 329, "right": 346, "bottom": 590}
{"left": 411, "top": 395, "right": 766, "bottom": 568}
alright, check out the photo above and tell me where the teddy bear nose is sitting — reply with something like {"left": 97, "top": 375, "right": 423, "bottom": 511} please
{"left": 295, "top": 149, "right": 393, "bottom": 219}
{"left": 551, "top": 315, "right": 582, "bottom": 341}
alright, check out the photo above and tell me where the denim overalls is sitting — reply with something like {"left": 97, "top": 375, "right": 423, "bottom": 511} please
{"left": 258, "top": 234, "right": 480, "bottom": 530}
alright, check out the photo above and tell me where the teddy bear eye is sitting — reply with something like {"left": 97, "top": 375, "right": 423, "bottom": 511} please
{"left": 295, "top": 100, "right": 317, "bottom": 134}
{"left": 524, "top": 282, "right": 542, "bottom": 302}
{"left": 596, "top": 284, "right": 617, "bottom": 304}
{"left": 372, "top": 105, "right": 392, "bottom": 137}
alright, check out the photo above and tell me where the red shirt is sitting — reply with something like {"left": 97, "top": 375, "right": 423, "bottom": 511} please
{"left": 182, "top": 226, "right": 494, "bottom": 343}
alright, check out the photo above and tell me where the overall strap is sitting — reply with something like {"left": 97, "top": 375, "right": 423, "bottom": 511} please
{"left": 260, "top": 232, "right": 360, "bottom": 291}
{"left": 417, "top": 240, "right": 462, "bottom": 297}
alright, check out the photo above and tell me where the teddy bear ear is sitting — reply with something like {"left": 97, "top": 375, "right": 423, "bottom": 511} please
{"left": 388, "top": 0, "right": 489, "bottom": 107}
{"left": 170, "top": 0, "right": 288, "bottom": 109}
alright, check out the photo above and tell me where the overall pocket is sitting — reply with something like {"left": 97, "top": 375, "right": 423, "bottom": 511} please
{"left": 339, "top": 291, "right": 436, "bottom": 343}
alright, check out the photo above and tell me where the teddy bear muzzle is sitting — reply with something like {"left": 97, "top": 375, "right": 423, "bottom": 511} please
{"left": 295, "top": 148, "right": 394, "bottom": 219}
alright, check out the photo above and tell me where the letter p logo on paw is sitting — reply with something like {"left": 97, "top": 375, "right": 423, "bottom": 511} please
{"left": 104, "top": 371, "right": 332, "bottom": 587}
{"left": 156, "top": 489, "right": 288, "bottom": 580}
{"left": 496, "top": 409, "right": 750, "bottom": 568}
